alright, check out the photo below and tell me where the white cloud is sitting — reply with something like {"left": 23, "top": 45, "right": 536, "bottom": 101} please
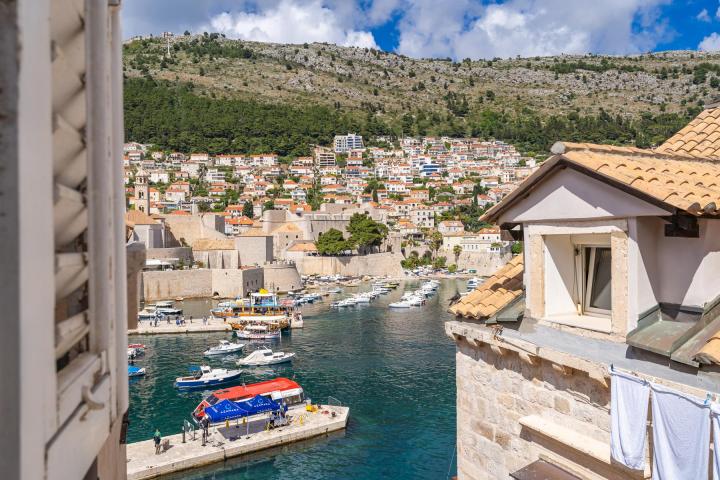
{"left": 699, "top": 32, "right": 720, "bottom": 52}
{"left": 395, "top": 0, "right": 672, "bottom": 60}
{"left": 697, "top": 8, "right": 711, "bottom": 22}
{"left": 205, "top": 0, "right": 378, "bottom": 49}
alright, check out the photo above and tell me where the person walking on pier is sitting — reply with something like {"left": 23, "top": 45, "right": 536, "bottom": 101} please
{"left": 153, "top": 429, "right": 162, "bottom": 455}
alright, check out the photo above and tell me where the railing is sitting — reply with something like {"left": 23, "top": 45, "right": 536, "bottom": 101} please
{"left": 327, "top": 396, "right": 343, "bottom": 407}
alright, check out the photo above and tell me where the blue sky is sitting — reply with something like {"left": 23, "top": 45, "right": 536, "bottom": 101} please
{"left": 123, "top": 0, "right": 720, "bottom": 59}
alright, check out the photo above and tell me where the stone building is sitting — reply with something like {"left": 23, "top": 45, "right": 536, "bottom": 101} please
{"left": 447, "top": 105, "right": 720, "bottom": 479}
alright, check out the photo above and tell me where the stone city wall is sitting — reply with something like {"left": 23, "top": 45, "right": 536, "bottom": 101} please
{"left": 440, "top": 250, "right": 512, "bottom": 275}
{"left": 294, "top": 252, "right": 405, "bottom": 277}
{"left": 454, "top": 338, "right": 640, "bottom": 480}
{"left": 263, "top": 263, "right": 303, "bottom": 293}
{"left": 145, "top": 247, "right": 193, "bottom": 265}
{"left": 142, "top": 268, "right": 263, "bottom": 301}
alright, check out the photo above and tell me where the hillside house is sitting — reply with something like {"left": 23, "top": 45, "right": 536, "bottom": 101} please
{"left": 447, "top": 105, "right": 720, "bottom": 480}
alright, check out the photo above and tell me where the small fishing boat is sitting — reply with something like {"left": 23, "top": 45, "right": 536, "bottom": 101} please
{"left": 203, "top": 340, "right": 245, "bottom": 356}
{"left": 467, "top": 277, "right": 481, "bottom": 290}
{"left": 174, "top": 365, "right": 243, "bottom": 389}
{"left": 236, "top": 348, "right": 295, "bottom": 366}
{"left": 389, "top": 300, "right": 411, "bottom": 308}
{"left": 290, "top": 312, "right": 304, "bottom": 328}
{"left": 327, "top": 287, "right": 342, "bottom": 294}
{"left": 127, "top": 345, "right": 145, "bottom": 359}
{"left": 234, "top": 324, "right": 281, "bottom": 341}
{"left": 128, "top": 365, "right": 146, "bottom": 377}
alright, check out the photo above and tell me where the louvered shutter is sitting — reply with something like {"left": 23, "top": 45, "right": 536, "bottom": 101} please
{"left": 46, "top": 0, "right": 124, "bottom": 478}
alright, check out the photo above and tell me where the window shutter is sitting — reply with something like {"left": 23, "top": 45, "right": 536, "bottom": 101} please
{"left": 46, "top": 0, "right": 121, "bottom": 478}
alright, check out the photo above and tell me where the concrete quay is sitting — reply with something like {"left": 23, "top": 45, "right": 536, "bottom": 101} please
{"left": 128, "top": 317, "right": 232, "bottom": 335}
{"left": 126, "top": 405, "right": 349, "bottom": 479}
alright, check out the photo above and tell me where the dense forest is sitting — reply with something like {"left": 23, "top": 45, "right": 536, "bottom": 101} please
{"left": 124, "top": 77, "right": 387, "bottom": 157}
{"left": 124, "top": 77, "right": 699, "bottom": 156}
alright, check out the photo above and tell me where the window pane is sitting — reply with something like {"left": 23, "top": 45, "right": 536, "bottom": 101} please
{"left": 589, "top": 247, "right": 612, "bottom": 310}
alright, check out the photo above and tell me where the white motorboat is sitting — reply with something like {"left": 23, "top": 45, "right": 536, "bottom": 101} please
{"left": 203, "top": 340, "right": 245, "bottom": 356}
{"left": 174, "top": 365, "right": 243, "bottom": 389}
{"left": 467, "top": 277, "right": 481, "bottom": 290}
{"left": 290, "top": 312, "right": 304, "bottom": 328}
{"left": 327, "top": 287, "right": 342, "bottom": 294}
{"left": 236, "top": 348, "right": 295, "bottom": 366}
{"left": 407, "top": 295, "right": 426, "bottom": 306}
{"left": 389, "top": 301, "right": 411, "bottom": 308}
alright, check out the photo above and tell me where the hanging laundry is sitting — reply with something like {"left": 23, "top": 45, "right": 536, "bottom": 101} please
{"left": 650, "top": 383, "right": 709, "bottom": 480}
{"left": 610, "top": 369, "right": 650, "bottom": 470}
{"left": 712, "top": 405, "right": 720, "bottom": 480}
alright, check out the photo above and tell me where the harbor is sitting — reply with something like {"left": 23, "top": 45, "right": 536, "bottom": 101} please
{"left": 127, "top": 278, "right": 460, "bottom": 479}
{"left": 127, "top": 404, "right": 349, "bottom": 480}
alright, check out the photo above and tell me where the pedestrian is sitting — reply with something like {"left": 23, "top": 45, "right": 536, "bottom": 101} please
{"left": 153, "top": 429, "right": 161, "bottom": 455}
{"left": 189, "top": 315, "right": 193, "bottom": 324}
{"left": 202, "top": 416, "right": 209, "bottom": 441}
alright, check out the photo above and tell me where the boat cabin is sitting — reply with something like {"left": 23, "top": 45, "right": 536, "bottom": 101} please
{"left": 193, "top": 377, "right": 304, "bottom": 421}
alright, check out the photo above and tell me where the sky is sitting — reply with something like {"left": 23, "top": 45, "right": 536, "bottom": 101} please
{"left": 122, "top": 0, "right": 720, "bottom": 59}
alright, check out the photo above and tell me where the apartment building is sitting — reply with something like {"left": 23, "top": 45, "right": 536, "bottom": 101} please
{"left": 334, "top": 133, "right": 364, "bottom": 153}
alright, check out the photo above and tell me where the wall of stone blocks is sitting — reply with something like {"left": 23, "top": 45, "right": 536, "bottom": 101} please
{"left": 294, "top": 252, "right": 405, "bottom": 277}
{"left": 142, "top": 268, "right": 264, "bottom": 301}
{"left": 263, "top": 264, "right": 302, "bottom": 292}
{"left": 454, "top": 339, "right": 640, "bottom": 480}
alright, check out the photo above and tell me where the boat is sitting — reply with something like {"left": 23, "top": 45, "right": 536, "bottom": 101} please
{"left": 156, "top": 306, "right": 182, "bottom": 315}
{"left": 154, "top": 300, "right": 174, "bottom": 308}
{"left": 234, "top": 324, "right": 281, "bottom": 341}
{"left": 174, "top": 365, "right": 244, "bottom": 389}
{"left": 127, "top": 344, "right": 145, "bottom": 359}
{"left": 203, "top": 339, "right": 245, "bottom": 356}
{"left": 192, "top": 377, "right": 305, "bottom": 421}
{"left": 128, "top": 365, "right": 146, "bottom": 377}
{"left": 236, "top": 348, "right": 295, "bottom": 366}
{"left": 467, "top": 277, "right": 481, "bottom": 290}
{"left": 290, "top": 312, "right": 304, "bottom": 328}
{"left": 327, "top": 287, "right": 342, "bottom": 294}
{"left": 389, "top": 301, "right": 412, "bottom": 308}
{"left": 137, "top": 308, "right": 162, "bottom": 320}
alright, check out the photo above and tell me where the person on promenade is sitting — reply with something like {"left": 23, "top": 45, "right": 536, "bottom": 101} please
{"left": 153, "top": 429, "right": 161, "bottom": 454}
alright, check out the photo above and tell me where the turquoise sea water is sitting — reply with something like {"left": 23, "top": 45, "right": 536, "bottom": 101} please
{"left": 128, "top": 279, "right": 460, "bottom": 479}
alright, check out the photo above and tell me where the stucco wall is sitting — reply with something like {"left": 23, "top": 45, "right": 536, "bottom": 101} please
{"left": 454, "top": 338, "right": 639, "bottom": 480}
{"left": 635, "top": 216, "right": 720, "bottom": 308}
{"left": 294, "top": 252, "right": 405, "bottom": 277}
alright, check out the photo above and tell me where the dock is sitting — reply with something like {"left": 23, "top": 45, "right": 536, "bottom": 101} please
{"left": 129, "top": 317, "right": 232, "bottom": 335}
{"left": 126, "top": 405, "right": 350, "bottom": 479}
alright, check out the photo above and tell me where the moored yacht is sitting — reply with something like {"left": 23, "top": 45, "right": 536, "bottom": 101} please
{"left": 236, "top": 348, "right": 295, "bottom": 366}
{"left": 203, "top": 339, "right": 245, "bottom": 356}
{"left": 174, "top": 365, "right": 244, "bottom": 389}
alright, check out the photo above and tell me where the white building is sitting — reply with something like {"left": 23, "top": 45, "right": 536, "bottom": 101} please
{"left": 334, "top": 133, "right": 364, "bottom": 153}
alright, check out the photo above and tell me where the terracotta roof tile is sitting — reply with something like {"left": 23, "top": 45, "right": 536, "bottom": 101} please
{"left": 694, "top": 332, "right": 720, "bottom": 365}
{"left": 657, "top": 107, "right": 720, "bottom": 160}
{"left": 448, "top": 255, "right": 524, "bottom": 319}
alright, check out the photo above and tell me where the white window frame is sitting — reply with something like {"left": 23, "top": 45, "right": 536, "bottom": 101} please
{"left": 580, "top": 245, "right": 612, "bottom": 317}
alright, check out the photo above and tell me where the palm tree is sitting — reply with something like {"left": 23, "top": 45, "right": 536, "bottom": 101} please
{"left": 453, "top": 244, "right": 462, "bottom": 263}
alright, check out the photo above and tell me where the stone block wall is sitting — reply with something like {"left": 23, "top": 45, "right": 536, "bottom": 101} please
{"left": 142, "top": 268, "right": 264, "bottom": 301}
{"left": 263, "top": 263, "right": 302, "bottom": 292}
{"left": 294, "top": 252, "right": 405, "bottom": 277}
{"left": 455, "top": 338, "right": 640, "bottom": 480}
